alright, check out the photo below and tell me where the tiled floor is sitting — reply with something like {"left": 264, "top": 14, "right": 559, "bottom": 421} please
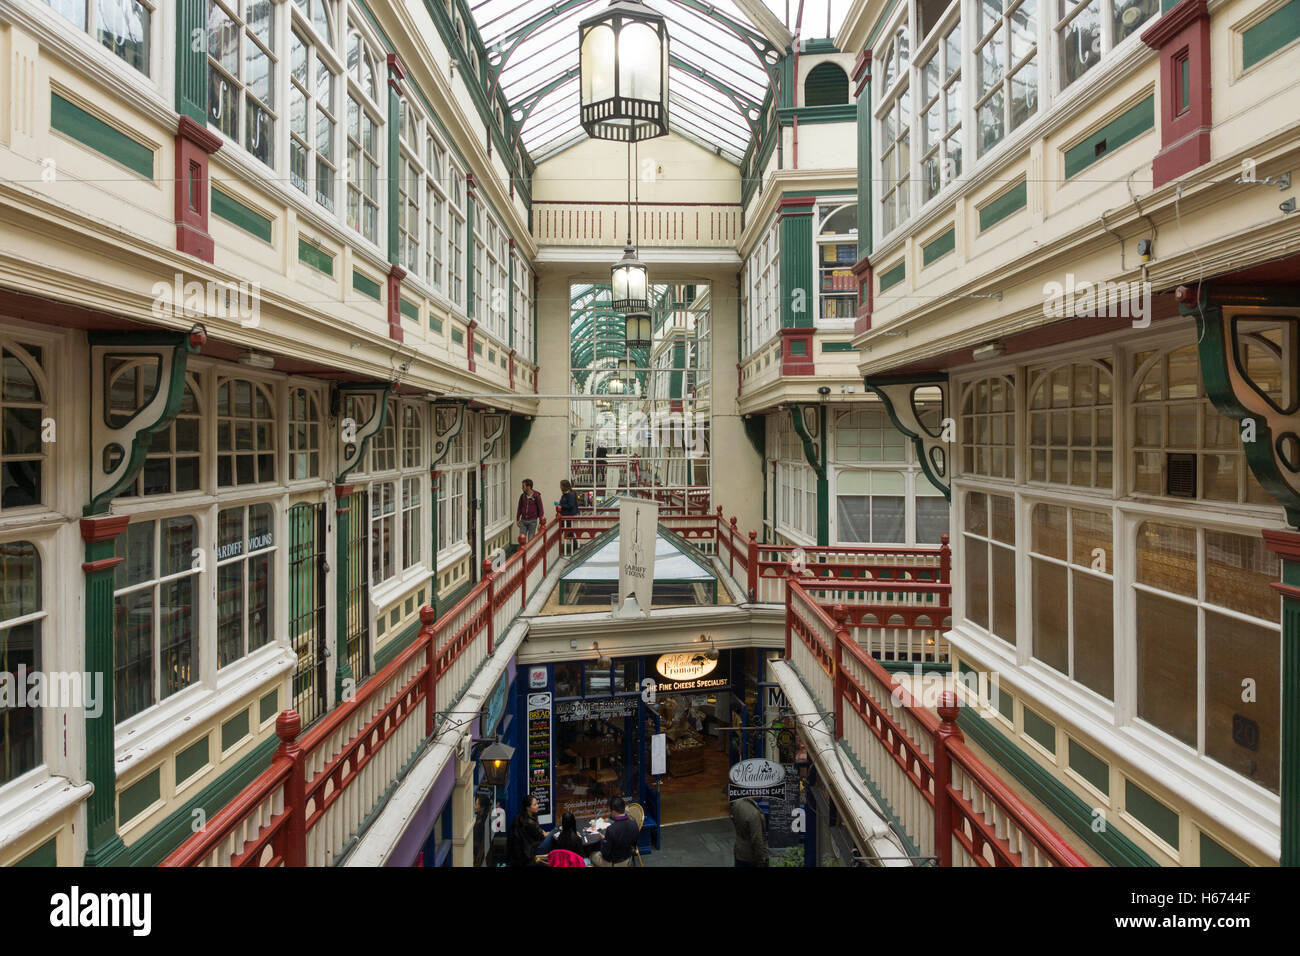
{"left": 642, "top": 817, "right": 738, "bottom": 867}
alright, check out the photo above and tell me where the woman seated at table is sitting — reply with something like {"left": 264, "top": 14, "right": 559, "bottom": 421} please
{"left": 537, "top": 812, "right": 586, "bottom": 857}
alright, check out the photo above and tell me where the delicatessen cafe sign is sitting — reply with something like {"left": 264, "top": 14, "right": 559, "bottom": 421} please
{"left": 647, "top": 651, "right": 729, "bottom": 693}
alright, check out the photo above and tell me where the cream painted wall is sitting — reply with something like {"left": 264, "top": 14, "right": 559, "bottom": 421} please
{"left": 531, "top": 131, "right": 742, "bottom": 204}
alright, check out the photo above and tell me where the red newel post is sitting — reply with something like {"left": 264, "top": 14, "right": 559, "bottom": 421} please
{"left": 540, "top": 513, "right": 549, "bottom": 574}
{"left": 939, "top": 533, "right": 951, "bottom": 584}
{"left": 276, "top": 710, "right": 306, "bottom": 867}
{"left": 832, "top": 604, "right": 848, "bottom": 741}
{"left": 934, "top": 689, "right": 964, "bottom": 867}
{"left": 483, "top": 559, "right": 496, "bottom": 655}
{"left": 729, "top": 517, "right": 739, "bottom": 574}
{"left": 419, "top": 605, "right": 436, "bottom": 737}
{"left": 747, "top": 530, "right": 759, "bottom": 602}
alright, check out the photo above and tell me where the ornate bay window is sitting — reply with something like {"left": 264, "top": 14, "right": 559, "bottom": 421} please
{"left": 513, "top": 250, "right": 534, "bottom": 361}
{"left": 1027, "top": 360, "right": 1113, "bottom": 489}
{"left": 817, "top": 203, "right": 858, "bottom": 324}
{"left": 448, "top": 164, "right": 466, "bottom": 307}
{"left": 975, "top": 0, "right": 1038, "bottom": 157}
{"left": 1055, "top": 0, "right": 1157, "bottom": 92}
{"left": 742, "top": 217, "right": 778, "bottom": 358}
{"left": 877, "top": 21, "right": 911, "bottom": 237}
{"left": 44, "top": 0, "right": 152, "bottom": 74}
{"left": 1, "top": 342, "right": 50, "bottom": 510}
{"left": 960, "top": 374, "right": 1016, "bottom": 479}
{"left": 436, "top": 425, "right": 468, "bottom": 555}
{"left": 216, "top": 377, "right": 276, "bottom": 486}
{"left": 216, "top": 502, "right": 274, "bottom": 668}
{"left": 288, "top": 0, "right": 339, "bottom": 211}
{"left": 366, "top": 400, "right": 425, "bottom": 587}
{"left": 288, "top": 386, "right": 322, "bottom": 480}
{"left": 962, "top": 490, "right": 1017, "bottom": 643}
{"left": 208, "top": 0, "right": 277, "bottom": 167}
{"left": 918, "top": 13, "right": 962, "bottom": 203}
{"left": 398, "top": 99, "right": 424, "bottom": 278}
{"left": 425, "top": 134, "right": 447, "bottom": 293}
{"left": 345, "top": 27, "right": 382, "bottom": 243}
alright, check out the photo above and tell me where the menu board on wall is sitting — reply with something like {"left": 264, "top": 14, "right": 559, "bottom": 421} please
{"left": 527, "top": 692, "right": 553, "bottom": 825}
{"left": 764, "top": 767, "right": 802, "bottom": 849}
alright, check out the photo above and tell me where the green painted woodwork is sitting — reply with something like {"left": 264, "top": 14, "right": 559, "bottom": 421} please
{"left": 400, "top": 298, "right": 420, "bottom": 321}
{"left": 87, "top": 332, "right": 200, "bottom": 514}
{"left": 82, "top": 527, "right": 125, "bottom": 866}
{"left": 878, "top": 260, "right": 906, "bottom": 292}
{"left": 220, "top": 709, "right": 250, "bottom": 752}
{"left": 777, "top": 104, "right": 857, "bottom": 125}
{"left": 1199, "top": 832, "right": 1248, "bottom": 866}
{"left": 978, "top": 181, "right": 1028, "bottom": 231}
{"left": 259, "top": 688, "right": 278, "bottom": 723}
{"left": 1063, "top": 95, "right": 1155, "bottom": 179}
{"left": 922, "top": 228, "right": 956, "bottom": 266}
{"left": 15, "top": 837, "right": 57, "bottom": 867}
{"left": 788, "top": 339, "right": 807, "bottom": 356}
{"left": 298, "top": 238, "right": 334, "bottom": 276}
{"left": 432, "top": 317, "right": 444, "bottom": 333}
{"left": 863, "top": 375, "right": 951, "bottom": 500}
{"left": 1124, "top": 779, "right": 1180, "bottom": 849}
{"left": 821, "top": 341, "right": 856, "bottom": 352}
{"left": 1022, "top": 706, "right": 1057, "bottom": 755}
{"left": 957, "top": 709, "right": 1159, "bottom": 866}
{"left": 474, "top": 341, "right": 484, "bottom": 356}
{"left": 375, "top": 616, "right": 423, "bottom": 671}
{"left": 779, "top": 208, "right": 815, "bottom": 328}
{"left": 119, "top": 768, "right": 161, "bottom": 825}
{"left": 117, "top": 735, "right": 277, "bottom": 866}
{"left": 174, "top": 0, "right": 207, "bottom": 122}
{"left": 212, "top": 188, "right": 274, "bottom": 243}
{"left": 1243, "top": 0, "right": 1300, "bottom": 69}
{"left": 509, "top": 413, "right": 533, "bottom": 457}
{"left": 1161, "top": 0, "right": 1177, "bottom": 10}
{"left": 50, "top": 92, "right": 154, "bottom": 178}
{"left": 353, "top": 270, "right": 382, "bottom": 302}
{"left": 335, "top": 494, "right": 353, "bottom": 703}
{"left": 1187, "top": 287, "right": 1300, "bottom": 526}
{"left": 1180, "top": 55, "right": 1190, "bottom": 112}
{"left": 787, "top": 404, "right": 829, "bottom": 544}
{"left": 175, "top": 736, "right": 211, "bottom": 786}
{"left": 1067, "top": 738, "right": 1110, "bottom": 796}
{"left": 996, "top": 685, "right": 1014, "bottom": 722}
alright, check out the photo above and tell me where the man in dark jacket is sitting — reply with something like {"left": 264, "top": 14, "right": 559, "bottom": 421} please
{"left": 731, "top": 796, "right": 770, "bottom": 867}
{"left": 507, "top": 796, "right": 547, "bottom": 867}
{"left": 516, "top": 479, "right": 544, "bottom": 539}
{"left": 591, "top": 796, "right": 638, "bottom": 867}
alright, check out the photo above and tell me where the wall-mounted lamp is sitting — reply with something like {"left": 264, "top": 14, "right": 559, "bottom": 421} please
{"left": 1137, "top": 238, "right": 1153, "bottom": 262}
{"left": 696, "top": 634, "right": 718, "bottom": 662}
{"left": 592, "top": 642, "right": 611, "bottom": 669}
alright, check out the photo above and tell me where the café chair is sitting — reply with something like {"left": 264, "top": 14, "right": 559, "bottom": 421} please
{"left": 625, "top": 802, "right": 646, "bottom": 867}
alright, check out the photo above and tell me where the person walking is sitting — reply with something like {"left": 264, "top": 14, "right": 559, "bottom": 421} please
{"left": 590, "top": 796, "right": 638, "bottom": 867}
{"left": 516, "top": 478, "right": 544, "bottom": 540}
{"left": 730, "top": 796, "right": 770, "bottom": 867}
{"left": 507, "top": 795, "right": 548, "bottom": 867}
{"left": 473, "top": 794, "right": 492, "bottom": 867}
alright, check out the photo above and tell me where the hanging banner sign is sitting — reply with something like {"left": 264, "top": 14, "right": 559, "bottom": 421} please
{"left": 618, "top": 497, "right": 658, "bottom": 614}
{"left": 527, "top": 692, "right": 553, "bottom": 825}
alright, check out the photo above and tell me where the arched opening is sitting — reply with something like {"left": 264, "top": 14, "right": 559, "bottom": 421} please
{"left": 804, "top": 62, "right": 849, "bottom": 106}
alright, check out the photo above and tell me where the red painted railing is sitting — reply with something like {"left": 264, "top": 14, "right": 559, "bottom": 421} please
{"left": 162, "top": 517, "right": 564, "bottom": 867}
{"left": 785, "top": 583, "right": 1089, "bottom": 867}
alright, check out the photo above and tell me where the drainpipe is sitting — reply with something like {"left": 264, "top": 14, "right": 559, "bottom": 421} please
{"left": 791, "top": 0, "right": 805, "bottom": 170}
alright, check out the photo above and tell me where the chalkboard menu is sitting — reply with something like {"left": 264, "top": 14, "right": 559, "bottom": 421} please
{"left": 527, "top": 692, "right": 553, "bottom": 824}
{"left": 763, "top": 767, "right": 802, "bottom": 849}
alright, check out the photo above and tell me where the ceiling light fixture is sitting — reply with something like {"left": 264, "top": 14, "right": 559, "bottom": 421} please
{"left": 972, "top": 341, "right": 1006, "bottom": 362}
{"left": 238, "top": 351, "right": 275, "bottom": 370}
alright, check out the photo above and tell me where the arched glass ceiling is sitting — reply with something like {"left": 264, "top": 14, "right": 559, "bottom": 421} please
{"left": 473, "top": 0, "right": 853, "bottom": 165}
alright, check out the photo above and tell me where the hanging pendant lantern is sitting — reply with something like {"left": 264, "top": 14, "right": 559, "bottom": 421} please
{"left": 610, "top": 243, "right": 649, "bottom": 314}
{"left": 578, "top": 0, "right": 670, "bottom": 142}
{"left": 624, "top": 310, "right": 652, "bottom": 350}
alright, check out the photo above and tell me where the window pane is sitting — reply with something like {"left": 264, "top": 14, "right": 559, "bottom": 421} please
{"left": 1032, "top": 557, "right": 1068, "bottom": 673}
{"left": 1073, "top": 572, "right": 1114, "bottom": 699}
{"left": 991, "top": 543, "right": 1017, "bottom": 642}
{"left": 965, "top": 539, "right": 989, "bottom": 629}
{"left": 1135, "top": 590, "right": 1197, "bottom": 746}
{"left": 1136, "top": 521, "right": 1196, "bottom": 597}
{"left": 1204, "top": 610, "right": 1278, "bottom": 793}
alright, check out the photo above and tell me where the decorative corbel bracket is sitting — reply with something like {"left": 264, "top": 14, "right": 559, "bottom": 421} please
{"left": 86, "top": 329, "right": 204, "bottom": 515}
{"left": 864, "top": 373, "right": 952, "bottom": 500}
{"left": 478, "top": 410, "right": 508, "bottom": 463}
{"left": 335, "top": 382, "right": 392, "bottom": 481}
{"left": 785, "top": 403, "right": 826, "bottom": 481}
{"left": 1183, "top": 283, "right": 1300, "bottom": 527}
{"left": 430, "top": 400, "right": 468, "bottom": 468}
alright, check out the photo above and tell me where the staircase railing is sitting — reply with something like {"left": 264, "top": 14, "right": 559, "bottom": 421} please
{"left": 161, "top": 516, "right": 564, "bottom": 867}
{"left": 785, "top": 582, "right": 1089, "bottom": 867}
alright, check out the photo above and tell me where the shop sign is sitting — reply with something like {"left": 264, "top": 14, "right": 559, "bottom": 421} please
{"left": 556, "top": 697, "right": 638, "bottom": 722}
{"left": 529, "top": 666, "right": 547, "bottom": 689}
{"left": 618, "top": 497, "right": 658, "bottom": 614}
{"left": 526, "top": 692, "right": 553, "bottom": 824}
{"left": 729, "top": 757, "right": 784, "bottom": 789}
{"left": 656, "top": 652, "right": 718, "bottom": 682}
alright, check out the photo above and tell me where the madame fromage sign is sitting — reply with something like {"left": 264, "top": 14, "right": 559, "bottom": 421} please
{"left": 646, "top": 650, "right": 729, "bottom": 692}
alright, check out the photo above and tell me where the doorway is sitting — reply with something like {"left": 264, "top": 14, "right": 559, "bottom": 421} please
{"left": 288, "top": 502, "right": 327, "bottom": 726}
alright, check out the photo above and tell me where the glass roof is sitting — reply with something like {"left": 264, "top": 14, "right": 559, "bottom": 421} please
{"left": 471, "top": 0, "right": 854, "bottom": 165}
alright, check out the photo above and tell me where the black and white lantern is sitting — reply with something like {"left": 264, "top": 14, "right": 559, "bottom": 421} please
{"left": 578, "top": 0, "right": 670, "bottom": 142}
{"left": 610, "top": 244, "right": 649, "bottom": 314}
{"left": 624, "top": 310, "right": 652, "bottom": 350}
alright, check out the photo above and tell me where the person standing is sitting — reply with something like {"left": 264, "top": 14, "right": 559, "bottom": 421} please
{"left": 473, "top": 794, "right": 491, "bottom": 867}
{"left": 590, "top": 796, "right": 638, "bottom": 867}
{"left": 730, "top": 796, "right": 770, "bottom": 867}
{"left": 516, "top": 478, "right": 544, "bottom": 539}
{"left": 507, "top": 795, "right": 548, "bottom": 867}
{"left": 558, "top": 479, "right": 579, "bottom": 516}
